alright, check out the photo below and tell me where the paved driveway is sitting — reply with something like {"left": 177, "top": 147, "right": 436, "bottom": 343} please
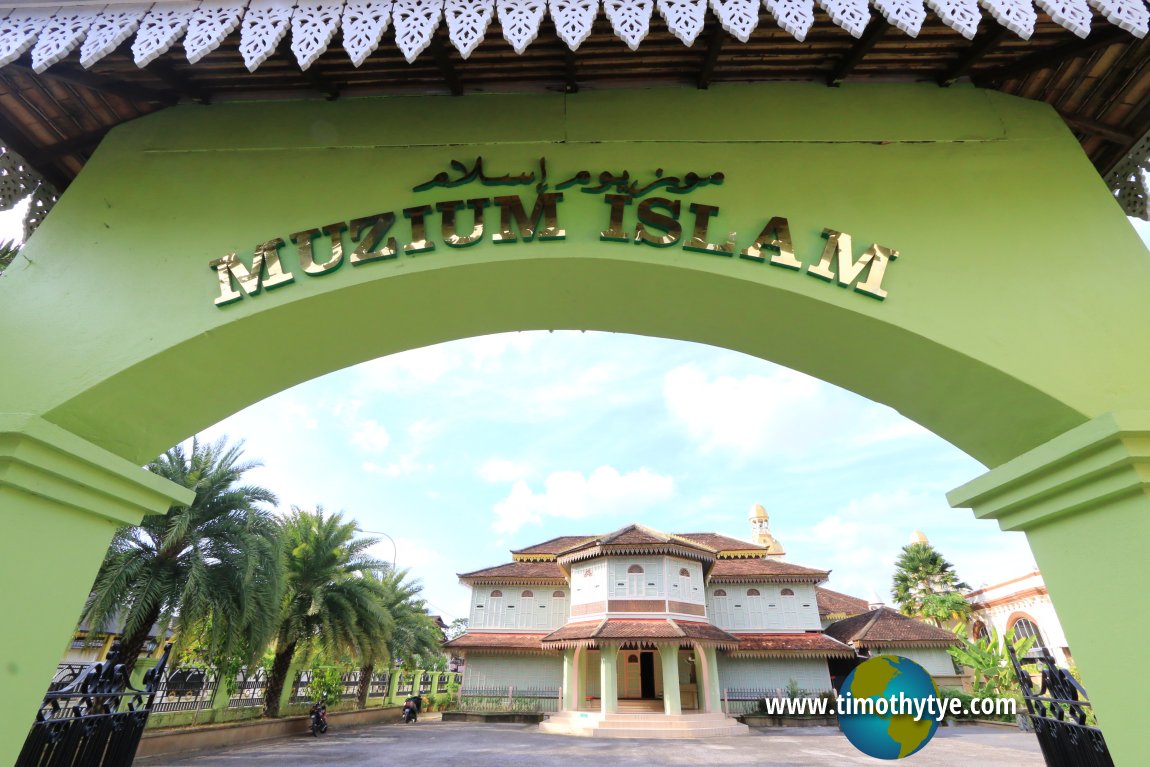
{"left": 138, "top": 717, "right": 1044, "bottom": 767}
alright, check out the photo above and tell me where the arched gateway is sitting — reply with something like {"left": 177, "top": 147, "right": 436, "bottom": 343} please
{"left": 2, "top": 65, "right": 1150, "bottom": 767}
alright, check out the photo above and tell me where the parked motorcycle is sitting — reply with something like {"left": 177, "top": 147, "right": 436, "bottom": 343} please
{"left": 401, "top": 695, "right": 422, "bottom": 723}
{"left": 310, "top": 693, "right": 329, "bottom": 736}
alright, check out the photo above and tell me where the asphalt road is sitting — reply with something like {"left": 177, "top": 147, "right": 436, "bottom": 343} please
{"left": 137, "top": 716, "right": 1045, "bottom": 767}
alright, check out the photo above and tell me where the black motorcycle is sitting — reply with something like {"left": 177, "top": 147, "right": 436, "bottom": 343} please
{"left": 310, "top": 694, "right": 329, "bottom": 736}
{"left": 401, "top": 695, "right": 421, "bottom": 723}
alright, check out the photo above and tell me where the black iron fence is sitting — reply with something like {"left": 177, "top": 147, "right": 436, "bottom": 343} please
{"left": 228, "top": 667, "right": 269, "bottom": 708}
{"left": 1008, "top": 646, "right": 1113, "bottom": 767}
{"left": 458, "top": 685, "right": 560, "bottom": 713}
{"left": 18, "top": 644, "right": 170, "bottom": 767}
{"left": 150, "top": 666, "right": 220, "bottom": 713}
{"left": 721, "top": 687, "right": 831, "bottom": 716}
{"left": 368, "top": 670, "right": 391, "bottom": 699}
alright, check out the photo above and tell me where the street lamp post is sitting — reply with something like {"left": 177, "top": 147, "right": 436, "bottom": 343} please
{"left": 356, "top": 528, "right": 397, "bottom": 571}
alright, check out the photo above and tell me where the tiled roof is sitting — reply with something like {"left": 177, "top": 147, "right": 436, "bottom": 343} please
{"left": 441, "top": 632, "right": 546, "bottom": 650}
{"left": 730, "top": 633, "right": 856, "bottom": 657}
{"left": 601, "top": 524, "right": 675, "bottom": 545}
{"left": 457, "top": 561, "right": 565, "bottom": 581}
{"left": 510, "top": 536, "right": 596, "bottom": 557}
{"left": 675, "top": 533, "right": 767, "bottom": 553}
{"left": 816, "top": 588, "right": 870, "bottom": 617}
{"left": 824, "top": 608, "right": 961, "bottom": 648}
{"left": 709, "top": 559, "right": 828, "bottom": 581}
{"left": 541, "top": 619, "right": 738, "bottom": 645}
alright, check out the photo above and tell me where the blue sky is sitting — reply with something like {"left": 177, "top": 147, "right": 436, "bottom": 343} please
{"left": 4, "top": 203, "right": 1150, "bottom": 624}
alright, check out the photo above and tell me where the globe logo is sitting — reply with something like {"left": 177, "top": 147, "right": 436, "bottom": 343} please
{"left": 837, "top": 655, "right": 941, "bottom": 759}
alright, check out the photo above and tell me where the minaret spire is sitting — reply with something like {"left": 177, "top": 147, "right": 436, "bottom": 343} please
{"left": 748, "top": 502, "right": 786, "bottom": 558}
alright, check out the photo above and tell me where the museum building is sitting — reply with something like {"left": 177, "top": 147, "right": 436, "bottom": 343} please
{"left": 444, "top": 505, "right": 960, "bottom": 734}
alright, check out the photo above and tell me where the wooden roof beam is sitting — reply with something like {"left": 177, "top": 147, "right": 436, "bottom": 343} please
{"left": 828, "top": 22, "right": 888, "bottom": 87}
{"left": 697, "top": 24, "right": 725, "bottom": 90}
{"left": 9, "top": 62, "right": 175, "bottom": 106}
{"left": 0, "top": 111, "right": 72, "bottom": 192}
{"left": 564, "top": 49, "right": 579, "bottom": 94}
{"left": 146, "top": 61, "right": 212, "bottom": 105}
{"left": 431, "top": 36, "right": 464, "bottom": 96}
{"left": 1058, "top": 110, "right": 1134, "bottom": 144}
{"left": 938, "top": 26, "right": 1007, "bottom": 86}
{"left": 974, "top": 28, "right": 1130, "bottom": 85}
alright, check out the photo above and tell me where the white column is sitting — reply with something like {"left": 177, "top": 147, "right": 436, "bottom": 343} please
{"left": 599, "top": 644, "right": 619, "bottom": 715}
{"left": 659, "top": 644, "right": 682, "bottom": 715}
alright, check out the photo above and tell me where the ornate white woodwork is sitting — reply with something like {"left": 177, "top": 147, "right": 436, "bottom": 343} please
{"left": 498, "top": 0, "right": 546, "bottom": 53}
{"left": 872, "top": 0, "right": 926, "bottom": 36}
{"left": 0, "top": 143, "right": 57, "bottom": 241}
{"left": 818, "top": 0, "right": 871, "bottom": 36}
{"left": 656, "top": 0, "right": 706, "bottom": 45}
{"left": 342, "top": 1, "right": 392, "bottom": 65}
{"left": 240, "top": 0, "right": 294, "bottom": 72}
{"left": 184, "top": 2, "right": 246, "bottom": 64}
{"left": 605, "top": 0, "right": 654, "bottom": 49}
{"left": 763, "top": 0, "right": 815, "bottom": 41}
{"left": 980, "top": 0, "right": 1036, "bottom": 38}
{"left": 30, "top": 10, "right": 89, "bottom": 73}
{"left": 1087, "top": 0, "right": 1148, "bottom": 37}
{"left": 549, "top": 0, "right": 598, "bottom": 50}
{"left": 446, "top": 0, "right": 494, "bottom": 57}
{"left": 0, "top": 8, "right": 57, "bottom": 69}
{"left": 1034, "top": 0, "right": 1092, "bottom": 38}
{"left": 133, "top": 2, "right": 199, "bottom": 67}
{"left": 80, "top": 4, "right": 150, "bottom": 68}
{"left": 292, "top": 2, "right": 344, "bottom": 69}
{"left": 925, "top": 0, "right": 981, "bottom": 39}
{"left": 393, "top": 0, "right": 442, "bottom": 62}
{"left": 712, "top": 0, "right": 759, "bottom": 41}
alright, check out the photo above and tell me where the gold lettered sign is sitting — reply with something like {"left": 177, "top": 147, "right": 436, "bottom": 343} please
{"left": 208, "top": 158, "right": 900, "bottom": 307}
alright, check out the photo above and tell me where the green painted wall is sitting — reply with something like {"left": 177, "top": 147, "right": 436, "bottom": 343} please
{"left": 2, "top": 84, "right": 1150, "bottom": 764}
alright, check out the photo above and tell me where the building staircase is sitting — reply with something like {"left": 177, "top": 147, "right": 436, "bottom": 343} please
{"left": 538, "top": 704, "right": 750, "bottom": 739}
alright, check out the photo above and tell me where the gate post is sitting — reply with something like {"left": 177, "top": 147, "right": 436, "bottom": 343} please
{"left": 0, "top": 415, "right": 191, "bottom": 767}
{"left": 950, "top": 412, "right": 1150, "bottom": 767}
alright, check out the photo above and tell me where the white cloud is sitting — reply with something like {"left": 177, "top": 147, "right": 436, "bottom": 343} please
{"left": 477, "top": 458, "right": 533, "bottom": 483}
{"left": 350, "top": 419, "right": 391, "bottom": 453}
{"left": 407, "top": 419, "right": 443, "bottom": 443}
{"left": 492, "top": 465, "right": 674, "bottom": 534}
{"left": 355, "top": 344, "right": 461, "bottom": 392}
{"left": 663, "top": 364, "right": 821, "bottom": 457}
{"left": 362, "top": 455, "right": 431, "bottom": 477}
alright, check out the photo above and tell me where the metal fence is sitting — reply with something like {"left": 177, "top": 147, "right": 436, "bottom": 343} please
{"left": 396, "top": 673, "right": 414, "bottom": 695}
{"left": 1008, "top": 646, "right": 1113, "bottom": 767}
{"left": 459, "top": 685, "right": 560, "bottom": 713}
{"left": 721, "top": 687, "right": 832, "bottom": 716}
{"left": 228, "top": 667, "right": 269, "bottom": 709}
{"left": 368, "top": 670, "right": 391, "bottom": 699}
{"left": 150, "top": 666, "right": 220, "bottom": 713}
{"left": 436, "top": 673, "right": 461, "bottom": 693}
{"left": 18, "top": 644, "right": 170, "bottom": 767}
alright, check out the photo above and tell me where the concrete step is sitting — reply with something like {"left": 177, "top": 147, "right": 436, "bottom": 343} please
{"left": 592, "top": 725, "right": 750, "bottom": 739}
{"left": 538, "top": 711, "right": 750, "bottom": 739}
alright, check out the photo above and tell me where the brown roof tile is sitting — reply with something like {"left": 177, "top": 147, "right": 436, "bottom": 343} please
{"left": 601, "top": 525, "right": 674, "bottom": 545}
{"left": 816, "top": 588, "right": 870, "bottom": 617}
{"left": 709, "top": 559, "right": 828, "bottom": 581}
{"left": 730, "top": 633, "right": 856, "bottom": 656}
{"left": 675, "top": 533, "right": 766, "bottom": 553}
{"left": 824, "top": 608, "right": 961, "bottom": 647}
{"left": 541, "top": 619, "right": 738, "bottom": 644}
{"left": 510, "top": 536, "right": 596, "bottom": 557}
{"left": 442, "top": 632, "right": 546, "bottom": 650}
{"left": 458, "top": 561, "right": 565, "bottom": 581}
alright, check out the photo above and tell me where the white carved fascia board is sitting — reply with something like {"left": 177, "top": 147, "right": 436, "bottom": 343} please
{"left": 1106, "top": 126, "right": 1150, "bottom": 220}
{"left": 0, "top": 0, "right": 1145, "bottom": 67}
{"left": 0, "top": 143, "right": 57, "bottom": 241}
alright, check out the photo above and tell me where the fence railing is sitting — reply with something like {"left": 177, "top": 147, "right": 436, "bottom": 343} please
{"left": 721, "top": 687, "right": 832, "bottom": 716}
{"left": 150, "top": 666, "right": 221, "bottom": 713}
{"left": 19, "top": 644, "right": 170, "bottom": 767}
{"left": 459, "top": 685, "right": 560, "bottom": 713}
{"left": 228, "top": 667, "right": 269, "bottom": 708}
{"left": 1008, "top": 646, "right": 1113, "bottom": 767}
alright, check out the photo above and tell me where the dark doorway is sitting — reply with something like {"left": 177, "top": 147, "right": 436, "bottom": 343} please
{"left": 640, "top": 652, "right": 655, "bottom": 698}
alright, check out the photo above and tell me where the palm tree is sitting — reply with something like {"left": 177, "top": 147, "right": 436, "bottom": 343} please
{"left": 0, "top": 239, "right": 20, "bottom": 275}
{"left": 891, "top": 541, "right": 970, "bottom": 625}
{"left": 263, "top": 508, "right": 392, "bottom": 717}
{"left": 81, "top": 437, "right": 282, "bottom": 674}
{"left": 356, "top": 566, "right": 443, "bottom": 707}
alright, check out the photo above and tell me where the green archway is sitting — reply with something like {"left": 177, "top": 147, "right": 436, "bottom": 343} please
{"left": 2, "top": 83, "right": 1148, "bottom": 764}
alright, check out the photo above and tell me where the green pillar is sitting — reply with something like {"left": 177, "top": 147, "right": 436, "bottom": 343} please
{"left": 387, "top": 667, "right": 402, "bottom": 704}
{"left": 0, "top": 415, "right": 191, "bottom": 767}
{"left": 950, "top": 412, "right": 1150, "bottom": 767}
{"left": 562, "top": 649, "right": 576, "bottom": 710}
{"left": 599, "top": 644, "right": 618, "bottom": 715}
{"left": 658, "top": 645, "right": 682, "bottom": 716}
